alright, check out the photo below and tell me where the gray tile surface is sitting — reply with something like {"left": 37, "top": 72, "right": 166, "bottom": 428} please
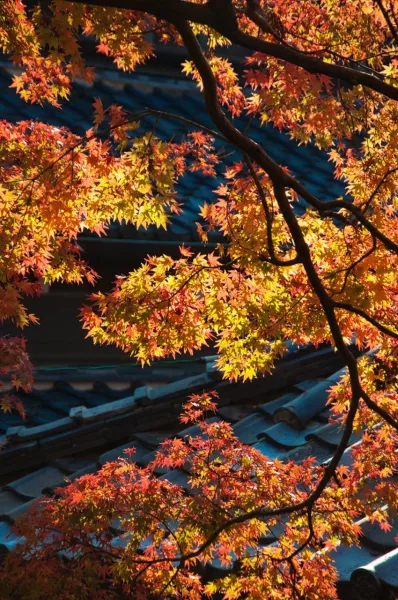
{"left": 0, "top": 65, "right": 345, "bottom": 248}
{"left": 233, "top": 413, "right": 272, "bottom": 445}
{"left": 5, "top": 466, "right": 67, "bottom": 499}
{"left": 273, "top": 376, "right": 342, "bottom": 429}
{"left": 351, "top": 547, "right": 398, "bottom": 589}
{"left": 0, "top": 347, "right": 396, "bottom": 599}
{"left": 0, "top": 491, "right": 26, "bottom": 516}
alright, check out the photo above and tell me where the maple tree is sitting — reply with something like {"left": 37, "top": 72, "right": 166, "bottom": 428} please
{"left": 1, "top": 0, "right": 398, "bottom": 598}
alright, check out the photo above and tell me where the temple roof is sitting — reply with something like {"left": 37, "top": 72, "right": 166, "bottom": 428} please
{"left": 0, "top": 64, "right": 344, "bottom": 245}
{"left": 0, "top": 345, "right": 396, "bottom": 600}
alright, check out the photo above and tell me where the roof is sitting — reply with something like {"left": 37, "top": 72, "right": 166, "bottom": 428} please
{"left": 0, "top": 63, "right": 345, "bottom": 245}
{"left": 0, "top": 345, "right": 396, "bottom": 600}
{"left": 0, "top": 61, "right": 391, "bottom": 600}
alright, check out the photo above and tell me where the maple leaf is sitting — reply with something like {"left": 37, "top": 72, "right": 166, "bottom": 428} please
{"left": 179, "top": 245, "right": 194, "bottom": 258}
{"left": 1, "top": 2, "right": 398, "bottom": 598}
{"left": 207, "top": 252, "right": 221, "bottom": 267}
{"left": 93, "top": 97, "right": 105, "bottom": 129}
{"left": 380, "top": 520, "right": 393, "bottom": 533}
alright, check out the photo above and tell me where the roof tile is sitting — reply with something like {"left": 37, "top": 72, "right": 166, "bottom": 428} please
{"left": 99, "top": 440, "right": 148, "bottom": 465}
{"left": 273, "top": 372, "right": 345, "bottom": 430}
{"left": 133, "top": 432, "right": 168, "bottom": 450}
{"left": 5, "top": 417, "right": 75, "bottom": 443}
{"left": 294, "top": 379, "right": 323, "bottom": 392}
{"left": 330, "top": 543, "right": 382, "bottom": 583}
{"left": 216, "top": 404, "right": 253, "bottom": 423}
{"left": 233, "top": 413, "right": 272, "bottom": 445}
{"left": 135, "top": 448, "right": 169, "bottom": 475}
{"left": 0, "top": 67, "right": 345, "bottom": 244}
{"left": 257, "top": 392, "right": 300, "bottom": 417}
{"left": 3, "top": 498, "right": 38, "bottom": 524}
{"left": 0, "top": 347, "right": 395, "bottom": 598}
{"left": 159, "top": 469, "right": 190, "bottom": 491}
{"left": 69, "top": 395, "right": 137, "bottom": 423}
{"left": 259, "top": 421, "right": 323, "bottom": 448}
{"left": 178, "top": 417, "right": 220, "bottom": 439}
{"left": 351, "top": 548, "right": 398, "bottom": 593}
{"left": 360, "top": 516, "right": 398, "bottom": 552}
{"left": 306, "top": 421, "right": 363, "bottom": 448}
{"left": 147, "top": 373, "right": 213, "bottom": 405}
{"left": 0, "top": 521, "right": 24, "bottom": 555}
{"left": 52, "top": 457, "right": 96, "bottom": 474}
{"left": 0, "top": 491, "right": 26, "bottom": 518}
{"left": 252, "top": 439, "right": 288, "bottom": 460}
{"left": 5, "top": 466, "right": 67, "bottom": 500}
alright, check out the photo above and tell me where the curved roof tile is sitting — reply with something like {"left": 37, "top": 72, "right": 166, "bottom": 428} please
{"left": 0, "top": 345, "right": 395, "bottom": 599}
{"left": 0, "top": 66, "right": 345, "bottom": 244}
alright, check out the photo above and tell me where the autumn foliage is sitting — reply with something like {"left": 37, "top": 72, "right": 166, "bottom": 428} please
{"left": 1, "top": 389, "right": 397, "bottom": 599}
{"left": 1, "top": 0, "right": 398, "bottom": 598}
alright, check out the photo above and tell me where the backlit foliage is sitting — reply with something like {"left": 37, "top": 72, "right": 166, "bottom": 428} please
{"left": 1, "top": 391, "right": 397, "bottom": 600}
{"left": 0, "top": 0, "right": 398, "bottom": 597}
{"left": 1, "top": 391, "right": 398, "bottom": 598}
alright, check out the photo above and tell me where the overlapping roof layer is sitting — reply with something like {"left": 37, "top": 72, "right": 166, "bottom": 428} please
{"left": 0, "top": 346, "right": 397, "bottom": 600}
{"left": 0, "top": 65, "right": 345, "bottom": 244}
{"left": 0, "top": 63, "right": 394, "bottom": 600}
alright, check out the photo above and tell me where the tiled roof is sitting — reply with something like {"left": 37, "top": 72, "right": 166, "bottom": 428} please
{"left": 0, "top": 64, "right": 345, "bottom": 244}
{"left": 1, "top": 63, "right": 392, "bottom": 599}
{"left": 0, "top": 344, "right": 336, "bottom": 475}
{"left": 1, "top": 346, "right": 396, "bottom": 599}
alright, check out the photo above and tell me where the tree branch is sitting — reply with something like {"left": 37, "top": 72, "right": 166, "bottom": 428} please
{"left": 173, "top": 10, "right": 364, "bottom": 513}
{"left": 244, "top": 156, "right": 300, "bottom": 267}
{"left": 361, "top": 388, "right": 398, "bottom": 429}
{"left": 375, "top": 0, "right": 398, "bottom": 44}
{"left": 61, "top": 0, "right": 398, "bottom": 102}
{"left": 284, "top": 181, "right": 398, "bottom": 255}
{"left": 331, "top": 236, "right": 377, "bottom": 297}
{"left": 18, "top": 1, "right": 398, "bottom": 582}
{"left": 35, "top": 1, "right": 398, "bottom": 257}
{"left": 333, "top": 300, "right": 398, "bottom": 339}
{"left": 362, "top": 167, "right": 398, "bottom": 213}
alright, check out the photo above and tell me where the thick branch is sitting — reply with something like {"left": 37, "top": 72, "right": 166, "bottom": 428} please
{"left": 62, "top": 0, "right": 398, "bottom": 102}
{"left": 232, "top": 19, "right": 398, "bottom": 105}
{"left": 244, "top": 156, "right": 300, "bottom": 267}
{"left": 375, "top": 0, "right": 398, "bottom": 44}
{"left": 246, "top": 0, "right": 284, "bottom": 40}
{"left": 283, "top": 179, "right": 398, "bottom": 255}
{"left": 333, "top": 300, "right": 398, "bottom": 339}
{"left": 68, "top": 0, "right": 217, "bottom": 24}
{"left": 174, "top": 13, "right": 366, "bottom": 503}
{"left": 173, "top": 19, "right": 362, "bottom": 366}
{"left": 361, "top": 388, "right": 398, "bottom": 429}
